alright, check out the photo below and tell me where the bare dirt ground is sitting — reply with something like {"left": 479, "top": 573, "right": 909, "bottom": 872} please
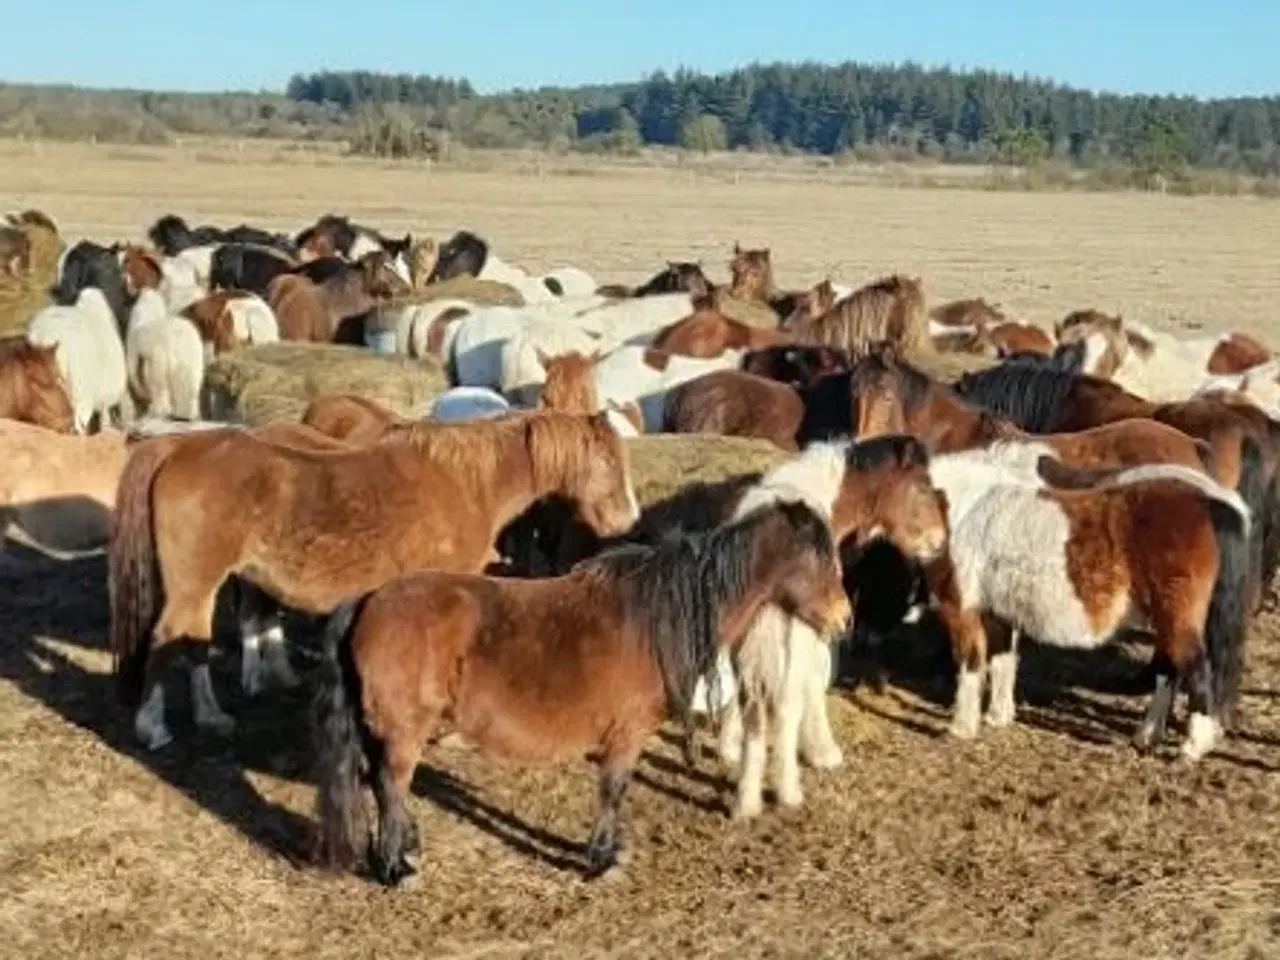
{"left": 1, "top": 142, "right": 1278, "bottom": 960}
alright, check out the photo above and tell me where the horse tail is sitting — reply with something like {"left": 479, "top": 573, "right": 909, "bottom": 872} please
{"left": 1206, "top": 435, "right": 1264, "bottom": 727}
{"left": 312, "top": 595, "right": 371, "bottom": 871}
{"left": 109, "top": 434, "right": 184, "bottom": 708}
{"left": 1097, "top": 462, "right": 1251, "bottom": 532}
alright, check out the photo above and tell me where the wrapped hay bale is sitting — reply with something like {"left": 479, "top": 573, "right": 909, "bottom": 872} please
{"left": 0, "top": 211, "right": 64, "bottom": 337}
{"left": 625, "top": 434, "right": 788, "bottom": 506}
{"left": 202, "top": 342, "right": 449, "bottom": 426}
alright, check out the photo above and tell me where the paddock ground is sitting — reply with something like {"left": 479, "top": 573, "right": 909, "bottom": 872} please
{"left": 0, "top": 143, "right": 1278, "bottom": 959}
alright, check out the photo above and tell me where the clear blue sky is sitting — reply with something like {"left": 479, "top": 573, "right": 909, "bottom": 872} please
{"left": 5, "top": 0, "right": 1276, "bottom": 99}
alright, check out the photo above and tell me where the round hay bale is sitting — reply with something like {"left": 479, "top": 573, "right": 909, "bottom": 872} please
{"left": 0, "top": 214, "right": 63, "bottom": 337}
{"left": 715, "top": 292, "right": 780, "bottom": 329}
{"left": 202, "top": 342, "right": 449, "bottom": 426}
{"left": 625, "top": 434, "right": 788, "bottom": 506}
{"left": 409, "top": 275, "right": 525, "bottom": 308}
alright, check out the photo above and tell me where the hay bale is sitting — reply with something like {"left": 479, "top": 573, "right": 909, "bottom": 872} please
{"left": 407, "top": 275, "right": 525, "bottom": 308}
{"left": 906, "top": 348, "right": 998, "bottom": 383}
{"left": 202, "top": 342, "right": 449, "bottom": 426}
{"left": 625, "top": 434, "right": 788, "bottom": 506}
{"left": 0, "top": 216, "right": 63, "bottom": 337}
{"left": 716, "top": 292, "right": 780, "bottom": 329}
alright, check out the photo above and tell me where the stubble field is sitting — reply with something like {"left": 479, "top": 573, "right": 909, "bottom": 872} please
{"left": 0, "top": 140, "right": 1278, "bottom": 960}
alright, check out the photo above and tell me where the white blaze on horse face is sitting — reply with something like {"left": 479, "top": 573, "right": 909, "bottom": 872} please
{"left": 1082, "top": 331, "right": 1111, "bottom": 376}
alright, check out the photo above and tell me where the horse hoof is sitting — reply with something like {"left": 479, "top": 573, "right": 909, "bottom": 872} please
{"left": 730, "top": 796, "right": 764, "bottom": 821}
{"left": 947, "top": 721, "right": 980, "bottom": 741}
{"left": 373, "top": 856, "right": 418, "bottom": 888}
{"left": 776, "top": 785, "right": 805, "bottom": 809}
{"left": 199, "top": 715, "right": 237, "bottom": 738}
{"left": 1131, "top": 723, "right": 1160, "bottom": 754}
{"left": 138, "top": 726, "right": 175, "bottom": 752}
{"left": 803, "top": 745, "right": 844, "bottom": 770}
{"left": 984, "top": 708, "right": 1015, "bottom": 729}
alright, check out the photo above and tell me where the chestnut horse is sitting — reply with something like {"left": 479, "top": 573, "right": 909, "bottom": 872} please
{"left": 0, "top": 337, "right": 74, "bottom": 433}
{"left": 848, "top": 346, "right": 1221, "bottom": 480}
{"left": 925, "top": 443, "right": 1255, "bottom": 761}
{"left": 648, "top": 294, "right": 783, "bottom": 359}
{"left": 311, "top": 498, "right": 851, "bottom": 885}
{"left": 109, "top": 410, "right": 641, "bottom": 750}
{"left": 662, "top": 370, "right": 804, "bottom": 451}
{"left": 300, "top": 393, "right": 402, "bottom": 445}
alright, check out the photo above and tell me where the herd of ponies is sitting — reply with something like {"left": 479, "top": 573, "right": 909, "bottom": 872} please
{"left": 2, "top": 206, "right": 1280, "bottom": 886}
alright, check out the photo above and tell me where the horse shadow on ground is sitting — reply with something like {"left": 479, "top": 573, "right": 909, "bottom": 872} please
{"left": 0, "top": 541, "right": 314, "bottom": 865}
{"left": 0, "top": 541, "right": 728, "bottom": 876}
{"left": 839, "top": 608, "right": 1158, "bottom": 747}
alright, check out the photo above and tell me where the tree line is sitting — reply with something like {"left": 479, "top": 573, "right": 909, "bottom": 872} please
{"left": 2, "top": 61, "right": 1277, "bottom": 177}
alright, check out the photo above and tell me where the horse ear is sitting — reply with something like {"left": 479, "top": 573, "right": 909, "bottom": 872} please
{"left": 535, "top": 347, "right": 552, "bottom": 367}
{"left": 589, "top": 348, "right": 606, "bottom": 364}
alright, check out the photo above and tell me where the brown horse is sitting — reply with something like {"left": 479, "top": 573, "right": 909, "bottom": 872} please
{"left": 300, "top": 393, "right": 403, "bottom": 445}
{"left": 311, "top": 498, "right": 851, "bottom": 885}
{"left": 0, "top": 338, "right": 75, "bottom": 432}
{"left": 109, "top": 410, "right": 641, "bottom": 750}
{"left": 849, "top": 346, "right": 1221, "bottom": 480}
{"left": 538, "top": 350, "right": 600, "bottom": 415}
{"left": 267, "top": 250, "right": 408, "bottom": 342}
{"left": 181, "top": 292, "right": 246, "bottom": 356}
{"left": 726, "top": 244, "right": 813, "bottom": 319}
{"left": 785, "top": 274, "right": 931, "bottom": 355}
{"left": 649, "top": 294, "right": 783, "bottom": 358}
{"left": 663, "top": 370, "right": 803, "bottom": 451}
{"left": 596, "top": 261, "right": 714, "bottom": 299}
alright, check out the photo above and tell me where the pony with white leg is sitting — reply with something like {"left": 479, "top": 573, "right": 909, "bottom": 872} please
{"left": 713, "top": 435, "right": 950, "bottom": 819}
{"left": 26, "top": 287, "right": 131, "bottom": 433}
{"left": 923, "top": 440, "right": 1261, "bottom": 762}
{"left": 125, "top": 289, "right": 205, "bottom": 421}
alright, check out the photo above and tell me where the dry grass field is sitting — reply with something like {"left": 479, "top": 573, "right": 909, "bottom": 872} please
{"left": 1, "top": 140, "right": 1279, "bottom": 960}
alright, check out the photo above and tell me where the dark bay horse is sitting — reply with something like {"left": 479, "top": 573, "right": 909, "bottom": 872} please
{"left": 311, "top": 498, "right": 852, "bottom": 885}
{"left": 109, "top": 411, "right": 641, "bottom": 750}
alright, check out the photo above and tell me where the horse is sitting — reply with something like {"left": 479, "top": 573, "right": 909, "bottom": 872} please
{"left": 848, "top": 346, "right": 1223, "bottom": 480}
{"left": 712, "top": 435, "right": 950, "bottom": 819}
{"left": 310, "top": 497, "right": 852, "bottom": 885}
{"left": 181, "top": 291, "right": 279, "bottom": 358}
{"left": 648, "top": 294, "right": 783, "bottom": 358}
{"left": 662, "top": 370, "right": 804, "bottom": 451}
{"left": 27, "top": 287, "right": 131, "bottom": 433}
{"left": 596, "top": 261, "right": 714, "bottom": 299}
{"left": 951, "top": 360, "right": 1280, "bottom": 614}
{"left": 593, "top": 344, "right": 746, "bottom": 432}
{"left": 109, "top": 410, "right": 641, "bottom": 750}
{"left": 924, "top": 443, "right": 1256, "bottom": 762}
{"left": 266, "top": 251, "right": 408, "bottom": 342}
{"left": 148, "top": 214, "right": 294, "bottom": 257}
{"left": 783, "top": 274, "right": 930, "bottom": 356}
{"left": 537, "top": 350, "right": 644, "bottom": 439}
{"left": 49, "top": 240, "right": 134, "bottom": 338}
{"left": 927, "top": 297, "right": 1010, "bottom": 352}
{"left": 726, "top": 244, "right": 829, "bottom": 320}
{"left": 498, "top": 327, "right": 606, "bottom": 406}
{"left": 0, "top": 419, "right": 130, "bottom": 555}
{"left": 209, "top": 242, "right": 300, "bottom": 296}
{"left": 741, "top": 344, "right": 852, "bottom": 391}
{"left": 425, "top": 229, "right": 580, "bottom": 303}
{"left": 124, "top": 289, "right": 204, "bottom": 421}
{"left": 1053, "top": 310, "right": 1275, "bottom": 403}
{"left": 117, "top": 243, "right": 203, "bottom": 314}
{"left": 0, "top": 338, "right": 74, "bottom": 432}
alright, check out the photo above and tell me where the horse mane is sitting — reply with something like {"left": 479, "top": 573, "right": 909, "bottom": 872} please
{"left": 845, "top": 433, "right": 931, "bottom": 473}
{"left": 951, "top": 362, "right": 1088, "bottom": 432}
{"left": 580, "top": 499, "right": 834, "bottom": 728}
{"left": 790, "top": 273, "right": 930, "bottom": 354}
{"left": 0, "top": 339, "right": 72, "bottom": 429}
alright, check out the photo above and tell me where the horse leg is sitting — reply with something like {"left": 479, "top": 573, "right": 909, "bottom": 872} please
{"left": 799, "top": 641, "right": 844, "bottom": 770}
{"left": 1178, "top": 643, "right": 1222, "bottom": 763}
{"left": 584, "top": 762, "right": 634, "bottom": 879}
{"left": 237, "top": 582, "right": 300, "bottom": 695}
{"left": 134, "top": 638, "right": 185, "bottom": 751}
{"left": 1133, "top": 651, "right": 1179, "bottom": 753}
{"left": 730, "top": 691, "right": 769, "bottom": 820}
{"left": 370, "top": 738, "right": 421, "bottom": 887}
{"left": 940, "top": 607, "right": 988, "bottom": 740}
{"left": 772, "top": 624, "right": 817, "bottom": 808}
{"left": 984, "top": 620, "right": 1019, "bottom": 728}
{"left": 189, "top": 641, "right": 235, "bottom": 737}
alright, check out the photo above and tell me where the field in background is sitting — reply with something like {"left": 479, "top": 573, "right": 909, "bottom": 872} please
{"left": 1, "top": 139, "right": 1279, "bottom": 960}
{"left": 4, "top": 138, "right": 1280, "bottom": 338}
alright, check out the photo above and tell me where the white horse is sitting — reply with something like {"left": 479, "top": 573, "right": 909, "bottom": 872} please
{"left": 593, "top": 343, "right": 746, "bottom": 431}
{"left": 569, "top": 292, "right": 699, "bottom": 346}
{"left": 170, "top": 244, "right": 217, "bottom": 290}
{"left": 124, "top": 289, "right": 205, "bottom": 421}
{"left": 708, "top": 442, "right": 854, "bottom": 819}
{"left": 26, "top": 287, "right": 131, "bottom": 433}
{"left": 225, "top": 293, "right": 280, "bottom": 346}
{"left": 448, "top": 297, "right": 611, "bottom": 388}
{"left": 926, "top": 444, "right": 1251, "bottom": 762}
{"left": 158, "top": 255, "right": 206, "bottom": 312}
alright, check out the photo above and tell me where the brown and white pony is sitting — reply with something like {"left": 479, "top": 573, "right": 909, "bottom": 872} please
{"left": 1053, "top": 310, "right": 1276, "bottom": 407}
{"left": 0, "top": 337, "right": 74, "bottom": 433}
{"left": 109, "top": 411, "right": 641, "bottom": 751}
{"left": 311, "top": 498, "right": 852, "bottom": 884}
{"left": 924, "top": 442, "right": 1254, "bottom": 762}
